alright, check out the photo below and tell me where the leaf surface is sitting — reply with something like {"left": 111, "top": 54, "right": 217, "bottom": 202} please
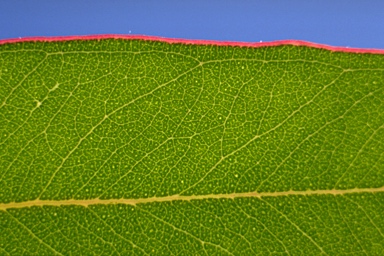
{"left": 0, "top": 37, "right": 384, "bottom": 255}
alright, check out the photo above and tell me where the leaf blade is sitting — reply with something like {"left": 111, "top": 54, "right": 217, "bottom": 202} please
{"left": 0, "top": 38, "right": 383, "bottom": 255}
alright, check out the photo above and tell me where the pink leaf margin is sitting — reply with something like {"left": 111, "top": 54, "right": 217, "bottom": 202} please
{"left": 0, "top": 34, "right": 384, "bottom": 54}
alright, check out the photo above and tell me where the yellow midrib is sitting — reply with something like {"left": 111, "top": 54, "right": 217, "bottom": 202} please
{"left": 1, "top": 187, "right": 384, "bottom": 210}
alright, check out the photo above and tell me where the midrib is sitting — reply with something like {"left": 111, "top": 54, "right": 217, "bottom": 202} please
{"left": 1, "top": 187, "right": 384, "bottom": 210}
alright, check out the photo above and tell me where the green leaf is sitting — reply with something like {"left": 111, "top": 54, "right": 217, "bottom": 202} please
{"left": 1, "top": 38, "right": 384, "bottom": 255}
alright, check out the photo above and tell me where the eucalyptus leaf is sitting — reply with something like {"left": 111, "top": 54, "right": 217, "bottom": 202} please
{"left": 1, "top": 37, "right": 383, "bottom": 255}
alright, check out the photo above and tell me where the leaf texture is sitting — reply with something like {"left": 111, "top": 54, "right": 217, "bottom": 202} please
{"left": 0, "top": 38, "right": 384, "bottom": 255}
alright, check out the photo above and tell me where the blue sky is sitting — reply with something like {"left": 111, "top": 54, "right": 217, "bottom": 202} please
{"left": 1, "top": 0, "right": 384, "bottom": 49}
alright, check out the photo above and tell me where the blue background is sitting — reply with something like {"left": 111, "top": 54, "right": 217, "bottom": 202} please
{"left": 1, "top": 0, "right": 384, "bottom": 49}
